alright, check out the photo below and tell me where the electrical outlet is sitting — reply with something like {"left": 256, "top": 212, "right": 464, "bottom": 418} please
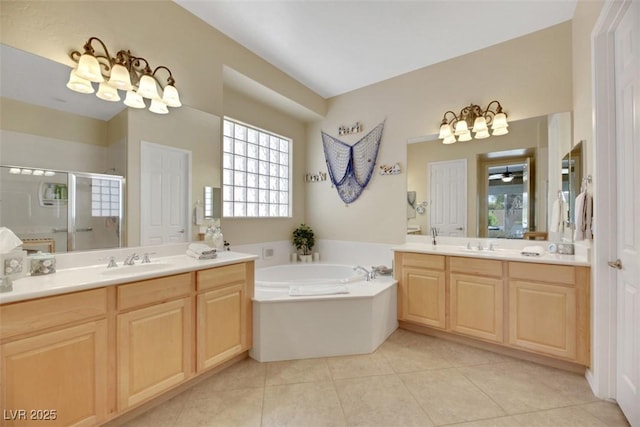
{"left": 262, "top": 247, "right": 274, "bottom": 259}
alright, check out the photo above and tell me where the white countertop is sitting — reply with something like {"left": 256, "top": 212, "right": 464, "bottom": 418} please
{"left": 393, "top": 242, "right": 590, "bottom": 266}
{"left": 0, "top": 251, "right": 258, "bottom": 305}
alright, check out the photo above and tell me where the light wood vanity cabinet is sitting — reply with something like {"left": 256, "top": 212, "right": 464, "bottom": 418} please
{"left": 395, "top": 252, "right": 446, "bottom": 329}
{"left": 395, "top": 251, "right": 591, "bottom": 366}
{"left": 115, "top": 273, "right": 193, "bottom": 411}
{"left": 507, "top": 262, "right": 590, "bottom": 365}
{"left": 196, "top": 262, "right": 254, "bottom": 371}
{"left": 449, "top": 257, "right": 504, "bottom": 343}
{"left": 0, "top": 289, "right": 109, "bottom": 426}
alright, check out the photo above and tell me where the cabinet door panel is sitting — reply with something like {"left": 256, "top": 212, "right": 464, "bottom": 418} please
{"left": 401, "top": 267, "right": 446, "bottom": 329}
{"left": 450, "top": 274, "right": 503, "bottom": 342}
{"left": 197, "top": 283, "right": 246, "bottom": 371}
{"left": 509, "top": 280, "right": 576, "bottom": 359}
{"left": 117, "top": 297, "right": 192, "bottom": 410}
{"left": 1, "top": 320, "right": 108, "bottom": 427}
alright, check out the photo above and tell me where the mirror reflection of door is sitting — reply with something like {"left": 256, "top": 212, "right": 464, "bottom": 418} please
{"left": 428, "top": 159, "right": 467, "bottom": 236}
{"left": 479, "top": 155, "right": 534, "bottom": 238}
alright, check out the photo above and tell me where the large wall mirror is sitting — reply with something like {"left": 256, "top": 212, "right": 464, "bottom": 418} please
{"left": 407, "top": 113, "right": 572, "bottom": 239}
{"left": 0, "top": 44, "right": 221, "bottom": 253}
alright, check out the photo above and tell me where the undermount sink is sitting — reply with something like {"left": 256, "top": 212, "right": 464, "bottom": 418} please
{"left": 101, "top": 262, "right": 173, "bottom": 276}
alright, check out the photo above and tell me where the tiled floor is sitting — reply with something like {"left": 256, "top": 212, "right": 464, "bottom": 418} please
{"left": 124, "top": 329, "right": 630, "bottom": 426}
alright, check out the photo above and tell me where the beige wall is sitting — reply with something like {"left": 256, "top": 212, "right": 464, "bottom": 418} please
{"left": 222, "top": 87, "right": 307, "bottom": 245}
{"left": 407, "top": 116, "right": 549, "bottom": 238}
{"left": 0, "top": 97, "right": 106, "bottom": 146}
{"left": 572, "top": 0, "right": 605, "bottom": 181}
{"left": 306, "top": 22, "right": 573, "bottom": 244}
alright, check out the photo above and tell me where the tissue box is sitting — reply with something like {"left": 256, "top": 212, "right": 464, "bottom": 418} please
{"left": 1, "top": 249, "right": 28, "bottom": 279}
{"left": 30, "top": 252, "right": 56, "bottom": 275}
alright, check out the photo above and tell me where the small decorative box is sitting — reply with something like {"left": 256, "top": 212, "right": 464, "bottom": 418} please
{"left": 30, "top": 252, "right": 56, "bottom": 276}
{"left": 1, "top": 249, "right": 28, "bottom": 280}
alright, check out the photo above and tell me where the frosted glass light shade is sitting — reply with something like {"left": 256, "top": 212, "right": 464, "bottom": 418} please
{"left": 454, "top": 120, "right": 468, "bottom": 136}
{"left": 149, "top": 99, "right": 169, "bottom": 114}
{"left": 76, "top": 53, "right": 104, "bottom": 82}
{"left": 492, "top": 127, "right": 509, "bottom": 136}
{"left": 438, "top": 123, "right": 452, "bottom": 139}
{"left": 124, "top": 90, "right": 145, "bottom": 109}
{"left": 475, "top": 129, "right": 491, "bottom": 139}
{"left": 66, "top": 69, "right": 95, "bottom": 94}
{"left": 96, "top": 82, "right": 121, "bottom": 102}
{"left": 162, "top": 84, "right": 181, "bottom": 107}
{"left": 108, "top": 64, "right": 132, "bottom": 90}
{"left": 472, "top": 116, "right": 488, "bottom": 133}
{"left": 442, "top": 135, "right": 457, "bottom": 145}
{"left": 458, "top": 130, "right": 472, "bottom": 142}
{"left": 137, "top": 75, "right": 161, "bottom": 100}
{"left": 491, "top": 113, "right": 508, "bottom": 129}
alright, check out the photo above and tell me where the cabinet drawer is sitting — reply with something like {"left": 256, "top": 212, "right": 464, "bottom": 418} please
{"left": 509, "top": 262, "right": 575, "bottom": 285}
{"left": 450, "top": 257, "right": 502, "bottom": 277}
{"left": 0, "top": 288, "right": 107, "bottom": 340}
{"left": 197, "top": 263, "right": 246, "bottom": 292}
{"left": 117, "top": 273, "right": 192, "bottom": 311}
{"left": 399, "top": 253, "right": 445, "bottom": 270}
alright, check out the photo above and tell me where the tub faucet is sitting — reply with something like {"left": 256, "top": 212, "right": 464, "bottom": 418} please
{"left": 354, "top": 266, "right": 373, "bottom": 281}
{"left": 431, "top": 227, "right": 438, "bottom": 246}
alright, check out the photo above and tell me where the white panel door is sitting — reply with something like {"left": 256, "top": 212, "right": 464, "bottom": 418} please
{"left": 140, "top": 141, "right": 191, "bottom": 246}
{"left": 614, "top": 2, "right": 640, "bottom": 425}
{"left": 428, "top": 159, "right": 467, "bottom": 236}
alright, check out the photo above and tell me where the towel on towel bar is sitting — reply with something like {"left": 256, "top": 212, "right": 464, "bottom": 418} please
{"left": 289, "top": 285, "right": 349, "bottom": 296}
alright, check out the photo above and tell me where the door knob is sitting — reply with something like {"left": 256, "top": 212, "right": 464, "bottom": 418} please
{"left": 178, "top": 229, "right": 185, "bottom": 234}
{"left": 455, "top": 227, "right": 464, "bottom": 230}
{"left": 608, "top": 259, "right": 622, "bottom": 270}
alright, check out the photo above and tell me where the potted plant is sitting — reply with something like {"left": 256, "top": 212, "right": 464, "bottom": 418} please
{"left": 292, "top": 223, "right": 315, "bottom": 262}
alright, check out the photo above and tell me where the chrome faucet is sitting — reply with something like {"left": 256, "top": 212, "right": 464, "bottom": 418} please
{"left": 123, "top": 253, "right": 139, "bottom": 266}
{"left": 106, "top": 256, "right": 118, "bottom": 268}
{"left": 354, "top": 266, "right": 374, "bottom": 281}
{"left": 431, "top": 227, "right": 438, "bottom": 246}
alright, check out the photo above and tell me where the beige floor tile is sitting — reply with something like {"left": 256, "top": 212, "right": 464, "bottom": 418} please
{"left": 262, "top": 380, "right": 346, "bottom": 427}
{"left": 178, "top": 387, "right": 263, "bottom": 427}
{"left": 399, "top": 368, "right": 506, "bottom": 425}
{"left": 327, "top": 352, "right": 394, "bottom": 380}
{"left": 513, "top": 406, "right": 610, "bottom": 426}
{"left": 437, "top": 340, "right": 517, "bottom": 367}
{"left": 184, "top": 358, "right": 266, "bottom": 399}
{"left": 265, "top": 358, "right": 331, "bottom": 386}
{"left": 378, "top": 336, "right": 452, "bottom": 374}
{"left": 334, "top": 374, "right": 433, "bottom": 427}
{"left": 580, "top": 400, "right": 631, "bottom": 426}
{"left": 450, "top": 416, "right": 524, "bottom": 427}
{"left": 459, "top": 362, "right": 574, "bottom": 414}
{"left": 120, "top": 394, "right": 187, "bottom": 427}
{"left": 515, "top": 361, "right": 598, "bottom": 404}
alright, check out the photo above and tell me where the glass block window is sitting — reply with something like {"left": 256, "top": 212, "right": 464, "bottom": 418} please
{"left": 92, "top": 178, "right": 121, "bottom": 217}
{"left": 223, "top": 118, "right": 291, "bottom": 217}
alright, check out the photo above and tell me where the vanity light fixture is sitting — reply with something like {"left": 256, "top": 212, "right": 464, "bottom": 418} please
{"left": 66, "top": 37, "right": 181, "bottom": 114}
{"left": 438, "top": 100, "right": 508, "bottom": 144}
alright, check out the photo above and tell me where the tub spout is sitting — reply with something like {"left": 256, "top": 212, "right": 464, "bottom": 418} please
{"left": 354, "top": 266, "right": 373, "bottom": 281}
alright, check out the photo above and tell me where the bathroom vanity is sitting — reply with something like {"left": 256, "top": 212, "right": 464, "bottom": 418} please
{"left": 0, "top": 252, "right": 255, "bottom": 426}
{"left": 394, "top": 244, "right": 590, "bottom": 367}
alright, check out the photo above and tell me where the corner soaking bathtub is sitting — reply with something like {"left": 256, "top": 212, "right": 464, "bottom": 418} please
{"left": 250, "top": 263, "right": 398, "bottom": 362}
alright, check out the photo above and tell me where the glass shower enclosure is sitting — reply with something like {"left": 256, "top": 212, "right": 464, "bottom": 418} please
{"left": 0, "top": 165, "right": 124, "bottom": 253}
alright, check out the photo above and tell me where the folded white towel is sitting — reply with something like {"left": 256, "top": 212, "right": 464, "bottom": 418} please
{"left": 521, "top": 245, "right": 545, "bottom": 256}
{"left": 188, "top": 243, "right": 216, "bottom": 256}
{"left": 289, "top": 285, "right": 349, "bottom": 296}
{"left": 186, "top": 249, "right": 217, "bottom": 260}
